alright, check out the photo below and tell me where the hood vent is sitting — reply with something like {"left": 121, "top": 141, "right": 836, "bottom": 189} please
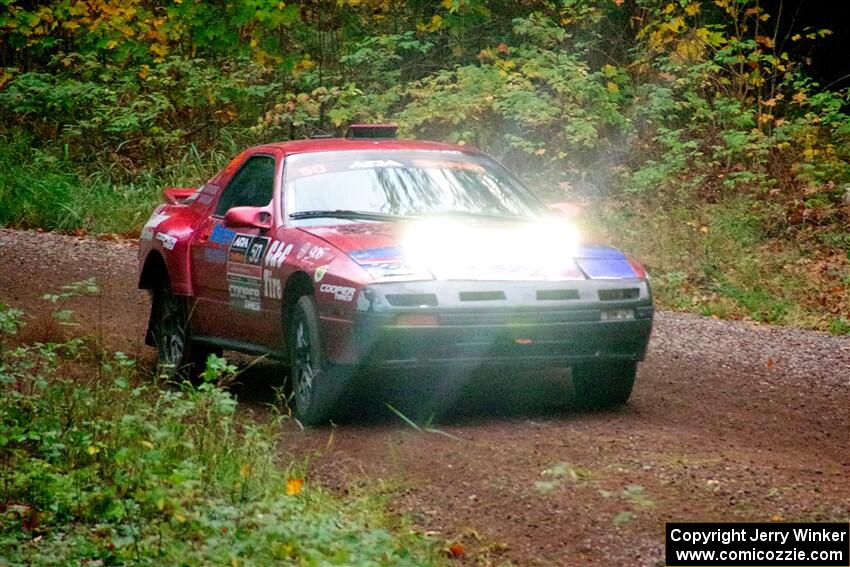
{"left": 537, "top": 289, "right": 580, "bottom": 301}
{"left": 385, "top": 293, "right": 439, "bottom": 307}
{"left": 599, "top": 288, "right": 639, "bottom": 301}
{"left": 459, "top": 290, "right": 506, "bottom": 302}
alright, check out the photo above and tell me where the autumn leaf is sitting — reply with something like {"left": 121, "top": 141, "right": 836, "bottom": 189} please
{"left": 448, "top": 543, "right": 465, "bottom": 558}
{"left": 286, "top": 478, "right": 304, "bottom": 495}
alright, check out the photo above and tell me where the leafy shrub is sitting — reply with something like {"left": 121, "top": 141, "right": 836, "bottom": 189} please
{"left": 0, "top": 305, "right": 440, "bottom": 565}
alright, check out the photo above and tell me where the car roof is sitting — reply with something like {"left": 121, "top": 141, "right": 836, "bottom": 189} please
{"left": 252, "top": 137, "right": 477, "bottom": 156}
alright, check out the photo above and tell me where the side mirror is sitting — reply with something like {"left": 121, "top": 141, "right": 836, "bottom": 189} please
{"left": 547, "top": 201, "right": 582, "bottom": 220}
{"left": 224, "top": 206, "right": 272, "bottom": 230}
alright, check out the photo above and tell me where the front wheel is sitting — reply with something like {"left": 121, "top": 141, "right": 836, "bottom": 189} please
{"left": 571, "top": 360, "right": 636, "bottom": 409}
{"left": 289, "top": 295, "right": 348, "bottom": 425}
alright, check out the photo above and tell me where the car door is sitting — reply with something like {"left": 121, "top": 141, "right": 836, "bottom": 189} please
{"left": 190, "top": 154, "right": 277, "bottom": 343}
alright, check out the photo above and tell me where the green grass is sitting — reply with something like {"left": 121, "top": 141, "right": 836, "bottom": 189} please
{"left": 0, "top": 130, "right": 233, "bottom": 235}
{"left": 586, "top": 194, "right": 850, "bottom": 334}
{"left": 0, "top": 305, "right": 443, "bottom": 566}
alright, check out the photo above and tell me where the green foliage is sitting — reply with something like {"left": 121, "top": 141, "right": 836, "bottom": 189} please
{"left": 1, "top": 0, "right": 850, "bottom": 329}
{"left": 0, "top": 304, "right": 441, "bottom": 565}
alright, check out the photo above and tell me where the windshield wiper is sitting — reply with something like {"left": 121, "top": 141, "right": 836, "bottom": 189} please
{"left": 289, "top": 209, "right": 416, "bottom": 222}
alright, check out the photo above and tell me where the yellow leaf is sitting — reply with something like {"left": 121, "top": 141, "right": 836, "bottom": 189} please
{"left": 441, "top": 0, "right": 453, "bottom": 9}
{"left": 684, "top": 2, "right": 701, "bottom": 16}
{"left": 240, "top": 463, "right": 251, "bottom": 479}
{"left": 156, "top": 498, "right": 165, "bottom": 511}
{"left": 174, "top": 511, "right": 186, "bottom": 523}
{"left": 106, "top": 39, "right": 118, "bottom": 49}
{"left": 150, "top": 43, "right": 168, "bottom": 57}
{"left": 792, "top": 92, "right": 807, "bottom": 104}
{"left": 535, "top": 148, "right": 546, "bottom": 156}
{"left": 87, "top": 445, "right": 99, "bottom": 455}
{"left": 699, "top": 226, "right": 709, "bottom": 234}
{"left": 286, "top": 478, "right": 304, "bottom": 496}
{"left": 140, "top": 440, "right": 154, "bottom": 449}
{"left": 791, "top": 34, "right": 801, "bottom": 41}
{"left": 606, "top": 81, "right": 620, "bottom": 93}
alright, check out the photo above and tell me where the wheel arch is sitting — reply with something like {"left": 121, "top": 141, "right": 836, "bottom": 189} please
{"left": 139, "top": 251, "right": 169, "bottom": 290}
{"left": 281, "top": 271, "right": 315, "bottom": 347}
{"left": 139, "top": 251, "right": 170, "bottom": 346}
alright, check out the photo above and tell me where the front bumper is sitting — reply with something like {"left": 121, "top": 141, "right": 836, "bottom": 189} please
{"left": 344, "top": 279, "right": 653, "bottom": 368}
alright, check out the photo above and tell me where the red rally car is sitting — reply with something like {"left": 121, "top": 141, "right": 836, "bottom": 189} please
{"left": 138, "top": 128, "right": 653, "bottom": 424}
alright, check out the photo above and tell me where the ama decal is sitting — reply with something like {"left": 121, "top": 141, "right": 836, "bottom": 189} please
{"left": 226, "top": 235, "right": 269, "bottom": 312}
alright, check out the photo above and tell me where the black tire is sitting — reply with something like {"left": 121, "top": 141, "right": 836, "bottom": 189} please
{"left": 571, "top": 359, "right": 636, "bottom": 409}
{"left": 152, "top": 287, "right": 209, "bottom": 381}
{"left": 289, "top": 295, "right": 348, "bottom": 425}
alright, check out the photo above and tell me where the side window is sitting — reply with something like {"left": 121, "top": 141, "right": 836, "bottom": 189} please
{"left": 214, "top": 155, "right": 276, "bottom": 216}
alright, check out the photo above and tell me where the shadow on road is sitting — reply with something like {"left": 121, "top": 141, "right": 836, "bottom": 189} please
{"left": 226, "top": 357, "right": 586, "bottom": 427}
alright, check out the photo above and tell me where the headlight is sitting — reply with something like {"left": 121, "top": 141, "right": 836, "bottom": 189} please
{"left": 402, "top": 217, "right": 582, "bottom": 278}
{"left": 361, "top": 262, "right": 433, "bottom": 282}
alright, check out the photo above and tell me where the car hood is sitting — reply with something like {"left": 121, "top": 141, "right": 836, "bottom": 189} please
{"left": 299, "top": 220, "right": 638, "bottom": 280}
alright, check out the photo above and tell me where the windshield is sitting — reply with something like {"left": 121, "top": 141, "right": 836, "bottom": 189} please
{"left": 283, "top": 150, "right": 543, "bottom": 223}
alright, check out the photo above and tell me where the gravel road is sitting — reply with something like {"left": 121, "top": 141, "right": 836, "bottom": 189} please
{"left": 2, "top": 227, "right": 848, "bottom": 566}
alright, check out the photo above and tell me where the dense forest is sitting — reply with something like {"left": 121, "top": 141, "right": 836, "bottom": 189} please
{"left": 1, "top": 0, "right": 849, "bottom": 330}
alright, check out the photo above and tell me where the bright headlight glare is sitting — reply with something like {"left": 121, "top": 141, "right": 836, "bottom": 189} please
{"left": 402, "top": 217, "right": 581, "bottom": 277}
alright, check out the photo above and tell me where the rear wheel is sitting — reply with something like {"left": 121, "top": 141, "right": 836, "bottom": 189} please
{"left": 289, "top": 295, "right": 348, "bottom": 425}
{"left": 152, "top": 287, "right": 209, "bottom": 380}
{"left": 571, "top": 360, "right": 636, "bottom": 409}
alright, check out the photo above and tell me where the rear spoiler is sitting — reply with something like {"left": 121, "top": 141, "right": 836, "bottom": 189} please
{"left": 163, "top": 187, "right": 196, "bottom": 204}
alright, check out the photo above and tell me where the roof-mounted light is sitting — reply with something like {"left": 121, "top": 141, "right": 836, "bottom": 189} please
{"left": 345, "top": 124, "right": 398, "bottom": 139}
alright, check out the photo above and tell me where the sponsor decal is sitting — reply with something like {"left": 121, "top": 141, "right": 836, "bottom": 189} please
{"left": 263, "top": 271, "right": 282, "bottom": 300}
{"left": 156, "top": 232, "right": 177, "bottom": 250}
{"left": 314, "top": 265, "right": 329, "bottom": 283}
{"left": 320, "top": 284, "right": 355, "bottom": 302}
{"left": 411, "top": 159, "right": 485, "bottom": 172}
{"left": 209, "top": 224, "right": 236, "bottom": 245}
{"left": 306, "top": 245, "right": 325, "bottom": 262}
{"left": 298, "top": 164, "right": 327, "bottom": 176}
{"left": 228, "top": 279, "right": 261, "bottom": 312}
{"left": 264, "top": 240, "right": 294, "bottom": 269}
{"left": 349, "top": 160, "right": 403, "bottom": 169}
{"left": 226, "top": 234, "right": 269, "bottom": 312}
{"left": 203, "top": 247, "right": 227, "bottom": 264}
{"left": 261, "top": 240, "right": 292, "bottom": 300}
{"left": 296, "top": 241, "right": 311, "bottom": 260}
{"left": 295, "top": 242, "right": 328, "bottom": 265}
{"left": 141, "top": 210, "right": 169, "bottom": 241}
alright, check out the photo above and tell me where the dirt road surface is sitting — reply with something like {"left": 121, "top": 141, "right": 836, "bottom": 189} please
{"left": 2, "top": 227, "right": 849, "bottom": 566}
